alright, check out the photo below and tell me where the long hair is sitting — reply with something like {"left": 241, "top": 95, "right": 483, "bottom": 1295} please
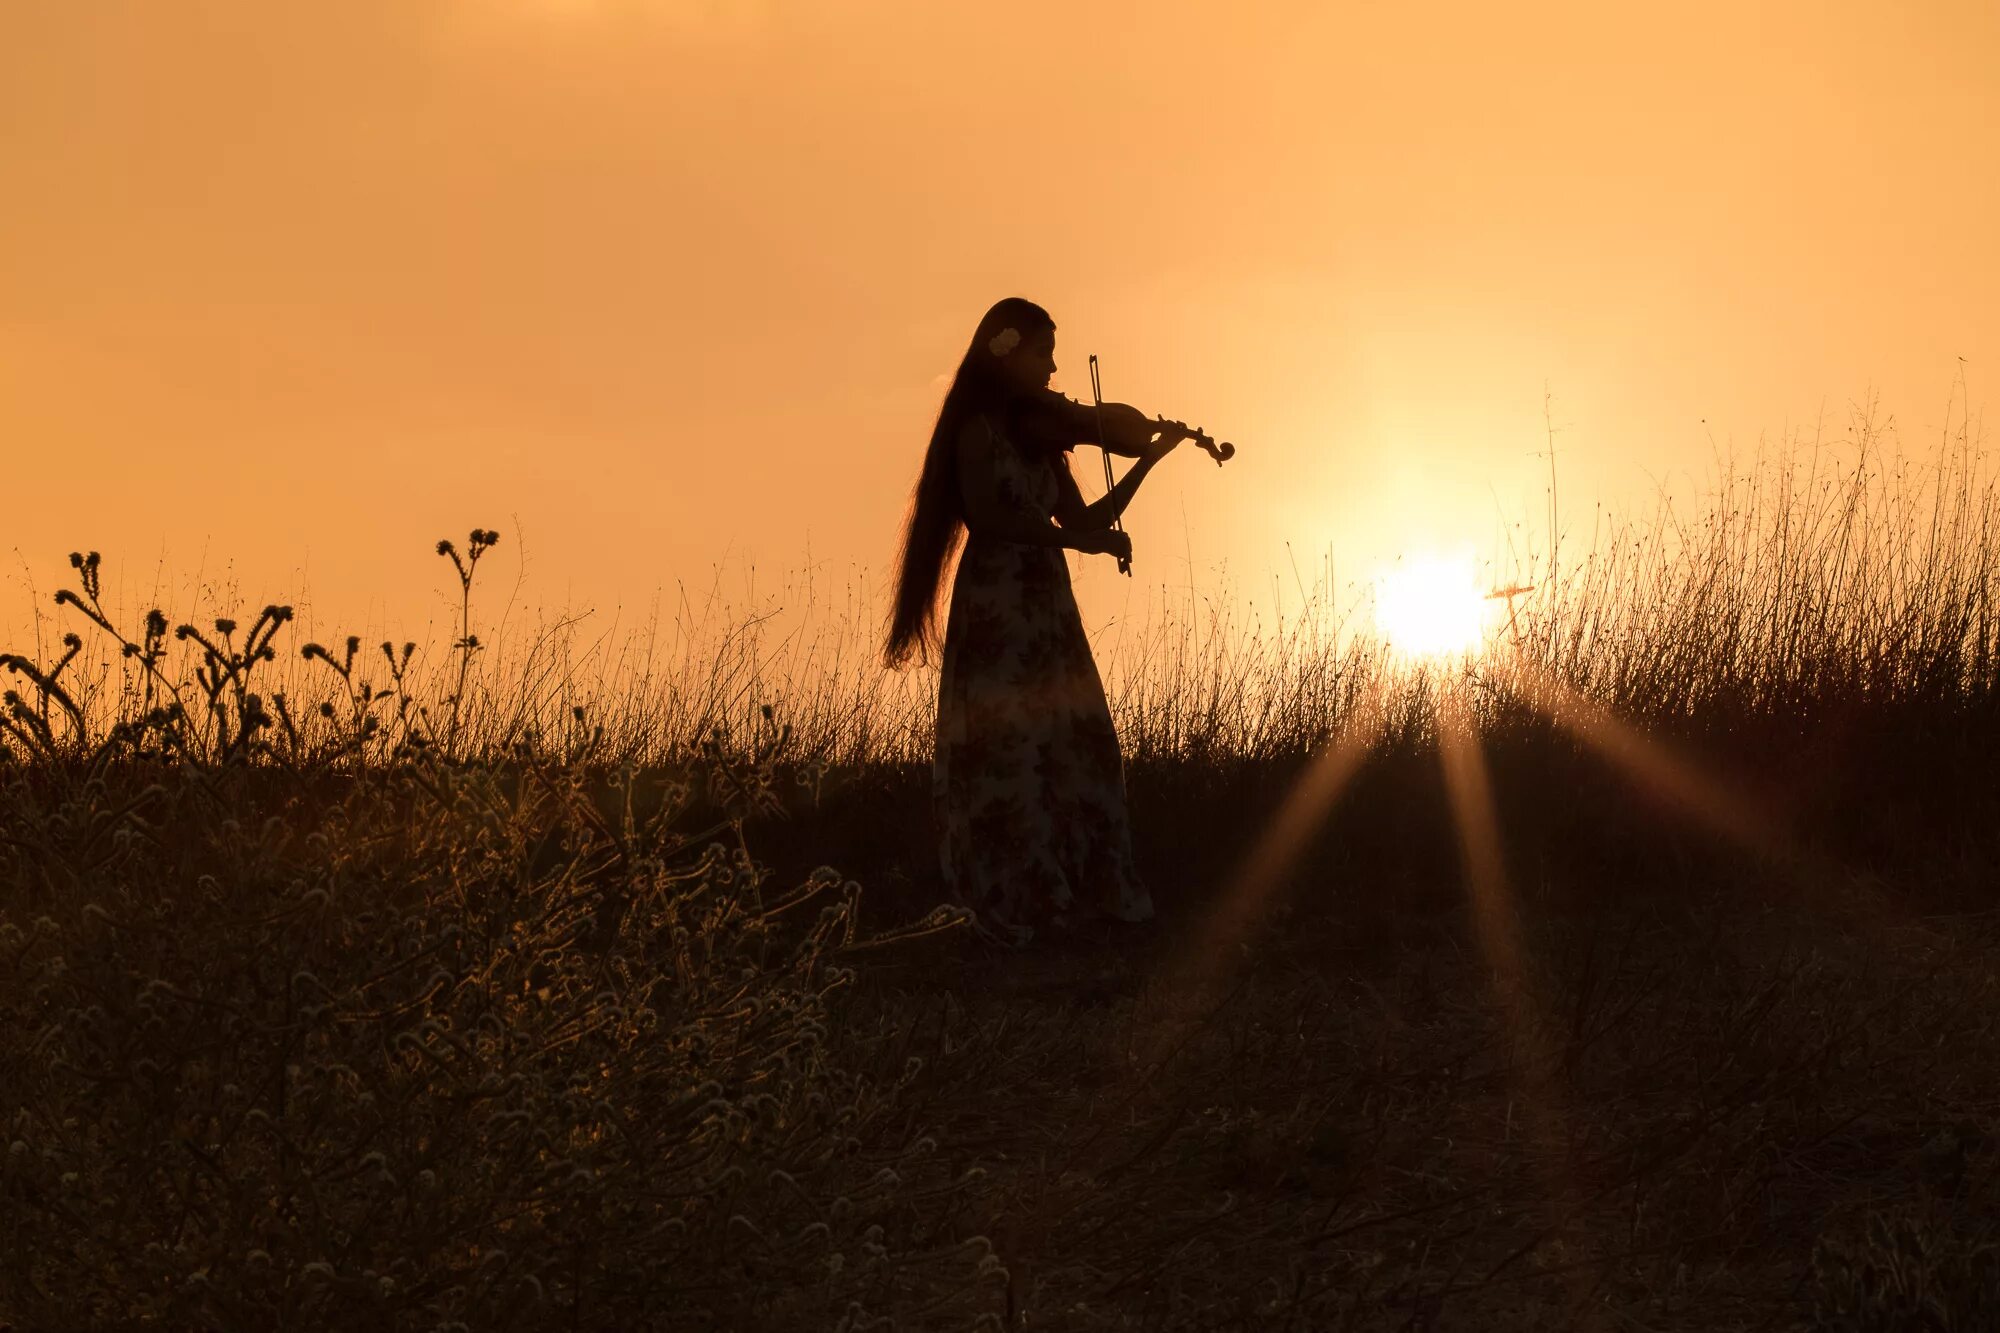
{"left": 884, "top": 297, "right": 1055, "bottom": 668}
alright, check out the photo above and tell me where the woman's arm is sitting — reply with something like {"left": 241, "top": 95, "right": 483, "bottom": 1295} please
{"left": 1052, "top": 452, "right": 1161, "bottom": 533}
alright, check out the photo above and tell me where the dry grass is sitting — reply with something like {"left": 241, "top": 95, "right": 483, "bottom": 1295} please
{"left": 4, "top": 400, "right": 1999, "bottom": 1329}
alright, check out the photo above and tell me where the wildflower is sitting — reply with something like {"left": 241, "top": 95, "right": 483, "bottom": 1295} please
{"left": 987, "top": 327, "right": 1021, "bottom": 356}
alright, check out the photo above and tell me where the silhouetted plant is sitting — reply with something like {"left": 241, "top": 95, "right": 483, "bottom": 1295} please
{"left": 437, "top": 527, "right": 500, "bottom": 760}
{"left": 175, "top": 604, "right": 294, "bottom": 762}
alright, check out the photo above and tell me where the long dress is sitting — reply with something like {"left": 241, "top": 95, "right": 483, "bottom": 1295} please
{"left": 933, "top": 409, "right": 1155, "bottom": 945}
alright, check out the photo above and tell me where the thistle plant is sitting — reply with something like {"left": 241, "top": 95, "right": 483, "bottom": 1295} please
{"left": 51, "top": 551, "right": 182, "bottom": 720}
{"left": 174, "top": 604, "right": 294, "bottom": 762}
{"left": 2, "top": 553, "right": 294, "bottom": 764}
{"left": 298, "top": 635, "right": 422, "bottom": 769}
{"left": 437, "top": 528, "right": 500, "bottom": 760}
{"left": 0, "top": 632, "right": 85, "bottom": 760}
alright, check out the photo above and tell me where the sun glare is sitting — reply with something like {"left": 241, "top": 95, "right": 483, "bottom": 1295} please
{"left": 1372, "top": 552, "right": 1488, "bottom": 659}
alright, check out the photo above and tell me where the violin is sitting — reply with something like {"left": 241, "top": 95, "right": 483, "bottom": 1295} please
{"left": 1004, "top": 369, "right": 1238, "bottom": 578}
{"left": 1006, "top": 385, "right": 1238, "bottom": 466}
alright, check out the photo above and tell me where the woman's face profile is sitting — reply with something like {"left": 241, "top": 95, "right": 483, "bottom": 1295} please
{"left": 1001, "top": 328, "right": 1057, "bottom": 393}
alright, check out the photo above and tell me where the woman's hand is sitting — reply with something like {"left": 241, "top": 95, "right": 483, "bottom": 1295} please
{"left": 1074, "top": 528, "right": 1133, "bottom": 565}
{"left": 1141, "top": 417, "right": 1193, "bottom": 463}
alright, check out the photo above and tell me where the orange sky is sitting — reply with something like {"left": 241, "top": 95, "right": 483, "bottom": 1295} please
{"left": 3, "top": 0, "right": 1995, "bottom": 654}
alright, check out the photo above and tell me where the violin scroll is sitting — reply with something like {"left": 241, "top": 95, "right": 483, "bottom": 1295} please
{"left": 1160, "top": 418, "right": 1235, "bottom": 467}
{"left": 1189, "top": 425, "right": 1235, "bottom": 467}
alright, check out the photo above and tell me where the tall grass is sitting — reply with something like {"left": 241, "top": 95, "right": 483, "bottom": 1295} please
{"left": 8, "top": 402, "right": 1993, "bottom": 774}
{"left": 1512, "top": 404, "right": 1999, "bottom": 722}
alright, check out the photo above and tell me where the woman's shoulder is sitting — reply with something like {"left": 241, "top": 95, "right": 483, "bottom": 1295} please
{"left": 1004, "top": 391, "right": 1084, "bottom": 456}
{"left": 955, "top": 411, "right": 999, "bottom": 451}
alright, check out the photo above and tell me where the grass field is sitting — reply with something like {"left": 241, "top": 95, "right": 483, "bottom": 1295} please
{"left": 5, "top": 407, "right": 2000, "bottom": 1329}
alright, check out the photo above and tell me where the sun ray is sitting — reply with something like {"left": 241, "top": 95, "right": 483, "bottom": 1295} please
{"left": 1503, "top": 658, "right": 1913, "bottom": 939}
{"left": 1187, "top": 717, "right": 1384, "bottom": 955}
{"left": 1132, "top": 707, "right": 1387, "bottom": 1061}
{"left": 1437, "top": 693, "right": 1605, "bottom": 1322}
{"left": 1510, "top": 661, "right": 1787, "bottom": 858}
{"left": 1437, "top": 701, "right": 1530, "bottom": 1026}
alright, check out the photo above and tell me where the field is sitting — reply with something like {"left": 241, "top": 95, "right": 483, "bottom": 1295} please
{"left": 5, "top": 408, "right": 2000, "bottom": 1330}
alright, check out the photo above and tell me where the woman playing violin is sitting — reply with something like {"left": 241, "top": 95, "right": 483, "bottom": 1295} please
{"left": 884, "top": 296, "right": 1199, "bottom": 946}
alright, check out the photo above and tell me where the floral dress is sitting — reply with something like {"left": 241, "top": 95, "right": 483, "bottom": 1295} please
{"left": 934, "top": 410, "right": 1155, "bottom": 944}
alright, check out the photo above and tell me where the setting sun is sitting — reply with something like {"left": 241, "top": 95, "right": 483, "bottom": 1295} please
{"left": 1372, "top": 552, "right": 1489, "bottom": 659}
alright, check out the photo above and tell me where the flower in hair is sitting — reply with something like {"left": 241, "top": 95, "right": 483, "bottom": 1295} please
{"left": 987, "top": 327, "right": 1021, "bottom": 357}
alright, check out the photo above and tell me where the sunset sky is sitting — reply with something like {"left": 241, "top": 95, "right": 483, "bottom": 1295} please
{"left": 3, "top": 0, "right": 1995, "bottom": 655}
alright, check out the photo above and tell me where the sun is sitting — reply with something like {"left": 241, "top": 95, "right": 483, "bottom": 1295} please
{"left": 1372, "top": 551, "right": 1489, "bottom": 659}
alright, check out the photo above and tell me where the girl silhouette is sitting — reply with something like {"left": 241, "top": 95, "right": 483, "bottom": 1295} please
{"left": 885, "top": 297, "right": 1194, "bottom": 945}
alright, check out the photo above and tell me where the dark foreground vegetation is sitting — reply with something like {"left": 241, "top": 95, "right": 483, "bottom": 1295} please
{"left": 5, "top": 410, "right": 2000, "bottom": 1329}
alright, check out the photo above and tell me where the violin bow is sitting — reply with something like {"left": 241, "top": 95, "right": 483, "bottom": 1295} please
{"left": 1088, "top": 353, "right": 1132, "bottom": 577}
